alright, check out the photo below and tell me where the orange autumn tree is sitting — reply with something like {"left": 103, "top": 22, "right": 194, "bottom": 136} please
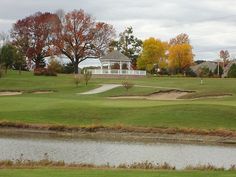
{"left": 11, "top": 12, "right": 60, "bottom": 69}
{"left": 54, "top": 9, "right": 115, "bottom": 74}
{"left": 168, "top": 34, "right": 194, "bottom": 74}
{"left": 137, "top": 38, "right": 168, "bottom": 72}
{"left": 168, "top": 44, "right": 194, "bottom": 74}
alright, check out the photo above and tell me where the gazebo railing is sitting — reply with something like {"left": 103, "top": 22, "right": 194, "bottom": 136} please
{"left": 89, "top": 69, "right": 146, "bottom": 76}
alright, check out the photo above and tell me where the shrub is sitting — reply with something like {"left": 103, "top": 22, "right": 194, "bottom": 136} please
{"left": 34, "top": 68, "right": 46, "bottom": 76}
{"left": 83, "top": 69, "right": 92, "bottom": 85}
{"left": 185, "top": 67, "right": 197, "bottom": 77}
{"left": 209, "top": 70, "right": 214, "bottom": 77}
{"left": 74, "top": 75, "right": 82, "bottom": 88}
{"left": 34, "top": 68, "right": 57, "bottom": 76}
{"left": 228, "top": 64, "right": 236, "bottom": 78}
{"left": 122, "top": 81, "right": 134, "bottom": 91}
{"left": 197, "top": 66, "right": 210, "bottom": 78}
{"left": 214, "top": 65, "right": 223, "bottom": 77}
{"left": 159, "top": 68, "right": 170, "bottom": 76}
{"left": 47, "top": 59, "right": 62, "bottom": 73}
{"left": 62, "top": 62, "right": 74, "bottom": 74}
{"left": 45, "top": 69, "right": 57, "bottom": 76}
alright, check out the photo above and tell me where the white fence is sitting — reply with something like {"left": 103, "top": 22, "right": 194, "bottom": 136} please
{"left": 89, "top": 69, "right": 146, "bottom": 76}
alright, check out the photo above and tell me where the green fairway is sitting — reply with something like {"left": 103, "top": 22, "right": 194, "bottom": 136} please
{"left": 0, "top": 169, "right": 235, "bottom": 177}
{"left": 0, "top": 71, "right": 236, "bottom": 130}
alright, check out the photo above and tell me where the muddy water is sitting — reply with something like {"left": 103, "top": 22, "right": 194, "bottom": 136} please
{"left": 0, "top": 133, "right": 236, "bottom": 169}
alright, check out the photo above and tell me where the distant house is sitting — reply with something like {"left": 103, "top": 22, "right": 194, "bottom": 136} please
{"left": 190, "top": 61, "right": 217, "bottom": 73}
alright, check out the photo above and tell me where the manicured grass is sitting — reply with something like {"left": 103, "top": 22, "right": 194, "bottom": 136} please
{"left": 0, "top": 71, "right": 236, "bottom": 130}
{"left": 0, "top": 169, "right": 235, "bottom": 177}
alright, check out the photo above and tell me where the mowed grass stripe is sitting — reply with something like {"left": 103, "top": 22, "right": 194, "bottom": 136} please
{"left": 0, "top": 169, "right": 235, "bottom": 177}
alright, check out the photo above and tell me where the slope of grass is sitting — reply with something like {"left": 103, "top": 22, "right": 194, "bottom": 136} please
{"left": 0, "top": 71, "right": 236, "bottom": 131}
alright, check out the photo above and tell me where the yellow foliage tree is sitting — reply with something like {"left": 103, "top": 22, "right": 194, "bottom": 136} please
{"left": 137, "top": 38, "right": 168, "bottom": 72}
{"left": 168, "top": 43, "right": 194, "bottom": 73}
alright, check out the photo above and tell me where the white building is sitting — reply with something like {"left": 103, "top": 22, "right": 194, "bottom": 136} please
{"left": 90, "top": 50, "right": 146, "bottom": 76}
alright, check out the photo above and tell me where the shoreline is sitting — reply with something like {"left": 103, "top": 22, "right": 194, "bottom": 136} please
{"left": 0, "top": 160, "right": 234, "bottom": 171}
{"left": 1, "top": 124, "right": 236, "bottom": 146}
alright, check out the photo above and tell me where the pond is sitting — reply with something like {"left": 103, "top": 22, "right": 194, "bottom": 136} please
{"left": 0, "top": 132, "right": 236, "bottom": 169}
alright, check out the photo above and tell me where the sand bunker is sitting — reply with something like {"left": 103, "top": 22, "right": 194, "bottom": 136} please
{"left": 0, "top": 90, "right": 55, "bottom": 96}
{"left": 109, "top": 90, "right": 232, "bottom": 101}
{"left": 110, "top": 90, "right": 192, "bottom": 101}
{"left": 32, "top": 91, "right": 54, "bottom": 94}
{"left": 0, "top": 91, "right": 23, "bottom": 96}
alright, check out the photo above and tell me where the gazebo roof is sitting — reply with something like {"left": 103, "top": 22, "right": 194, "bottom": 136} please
{"left": 100, "top": 50, "right": 131, "bottom": 62}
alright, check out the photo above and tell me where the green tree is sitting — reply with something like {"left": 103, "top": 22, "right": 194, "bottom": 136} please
{"left": 228, "top": 64, "right": 236, "bottom": 78}
{"left": 214, "top": 65, "right": 223, "bottom": 77}
{"left": 0, "top": 44, "right": 15, "bottom": 73}
{"left": 137, "top": 38, "right": 168, "bottom": 73}
{"left": 0, "top": 44, "right": 26, "bottom": 74}
{"left": 110, "top": 27, "right": 142, "bottom": 68}
{"left": 13, "top": 49, "right": 25, "bottom": 74}
{"left": 0, "top": 47, "right": 3, "bottom": 78}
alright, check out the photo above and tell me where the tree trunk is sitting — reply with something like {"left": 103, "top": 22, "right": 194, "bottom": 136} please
{"left": 0, "top": 64, "right": 2, "bottom": 78}
{"left": 74, "top": 61, "right": 79, "bottom": 74}
{"left": 19, "top": 65, "right": 22, "bottom": 75}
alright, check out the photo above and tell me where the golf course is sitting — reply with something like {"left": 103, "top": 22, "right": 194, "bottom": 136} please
{"left": 0, "top": 71, "right": 236, "bottom": 131}
{"left": 1, "top": 71, "right": 236, "bottom": 176}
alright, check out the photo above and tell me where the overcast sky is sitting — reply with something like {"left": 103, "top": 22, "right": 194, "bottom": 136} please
{"left": 1, "top": 0, "right": 236, "bottom": 60}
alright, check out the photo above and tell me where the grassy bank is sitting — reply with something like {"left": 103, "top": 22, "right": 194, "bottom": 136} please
{"left": 0, "top": 168, "right": 235, "bottom": 177}
{"left": 0, "top": 71, "right": 236, "bottom": 131}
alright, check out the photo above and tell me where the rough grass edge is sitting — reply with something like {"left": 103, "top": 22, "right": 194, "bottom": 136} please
{"left": 0, "top": 121, "right": 236, "bottom": 138}
{"left": 0, "top": 159, "right": 175, "bottom": 170}
{"left": 0, "top": 159, "right": 236, "bottom": 171}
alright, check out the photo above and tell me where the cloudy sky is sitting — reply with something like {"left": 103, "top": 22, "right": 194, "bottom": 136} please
{"left": 1, "top": 0, "right": 236, "bottom": 60}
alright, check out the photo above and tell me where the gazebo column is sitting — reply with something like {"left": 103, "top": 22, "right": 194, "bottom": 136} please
{"left": 120, "top": 61, "right": 122, "bottom": 75}
{"left": 100, "top": 62, "right": 103, "bottom": 74}
{"left": 128, "top": 62, "right": 131, "bottom": 70}
{"left": 108, "top": 61, "right": 111, "bottom": 74}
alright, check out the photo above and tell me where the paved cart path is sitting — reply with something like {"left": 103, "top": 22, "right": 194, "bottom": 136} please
{"left": 79, "top": 84, "right": 121, "bottom": 95}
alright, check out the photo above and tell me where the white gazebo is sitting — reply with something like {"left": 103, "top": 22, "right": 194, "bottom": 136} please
{"left": 90, "top": 50, "right": 146, "bottom": 76}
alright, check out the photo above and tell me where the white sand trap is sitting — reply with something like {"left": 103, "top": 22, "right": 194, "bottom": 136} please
{"left": 79, "top": 84, "right": 121, "bottom": 95}
{"left": 109, "top": 90, "right": 191, "bottom": 101}
{"left": 32, "top": 91, "right": 54, "bottom": 94}
{"left": 0, "top": 92, "right": 22, "bottom": 96}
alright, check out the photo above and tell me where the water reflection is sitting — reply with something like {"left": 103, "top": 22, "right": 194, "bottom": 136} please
{"left": 0, "top": 132, "right": 236, "bottom": 169}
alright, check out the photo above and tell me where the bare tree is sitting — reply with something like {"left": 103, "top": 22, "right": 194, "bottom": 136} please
{"left": 220, "top": 50, "right": 230, "bottom": 70}
{"left": 169, "top": 33, "right": 190, "bottom": 46}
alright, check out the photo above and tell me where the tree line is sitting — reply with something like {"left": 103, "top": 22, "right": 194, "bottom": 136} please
{"left": 1, "top": 9, "right": 115, "bottom": 75}
{"left": 0, "top": 8, "right": 200, "bottom": 76}
{"left": 137, "top": 33, "right": 194, "bottom": 75}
